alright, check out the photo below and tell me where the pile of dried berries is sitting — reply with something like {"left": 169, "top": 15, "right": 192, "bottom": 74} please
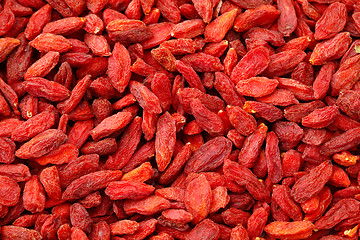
{"left": 1, "top": 0, "right": 360, "bottom": 239}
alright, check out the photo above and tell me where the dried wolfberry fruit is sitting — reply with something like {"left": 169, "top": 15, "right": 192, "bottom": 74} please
{"left": 238, "top": 123, "right": 267, "bottom": 168}
{"left": 236, "top": 77, "right": 278, "bottom": 98}
{"left": 222, "top": 207, "right": 251, "bottom": 227}
{"left": 39, "top": 166, "right": 61, "bottom": 200}
{"left": 177, "top": 88, "right": 225, "bottom": 114}
{"left": 321, "top": 127, "right": 360, "bottom": 155}
{"left": 230, "top": 224, "right": 249, "bottom": 240}
{"left": 204, "top": 9, "right": 237, "bottom": 43}
{"left": 121, "top": 161, "right": 154, "bottom": 182}
{"left": 224, "top": 159, "right": 271, "bottom": 202}
{"left": 333, "top": 151, "right": 359, "bottom": 167}
{"left": 0, "top": 175, "right": 20, "bottom": 207}
{"left": 129, "top": 80, "right": 162, "bottom": 114}
{"left": 264, "top": 221, "right": 315, "bottom": 239}
{"left": 110, "top": 220, "right": 139, "bottom": 236}
{"left": 29, "top": 33, "right": 72, "bottom": 53}
{"left": 124, "top": 195, "right": 170, "bottom": 215}
{"left": 141, "top": 22, "right": 174, "bottom": 49}
{"left": 57, "top": 75, "right": 92, "bottom": 114}
{"left": 247, "top": 206, "right": 268, "bottom": 239}
{"left": 234, "top": 5, "right": 280, "bottom": 32}
{"left": 105, "top": 116, "right": 142, "bottom": 170}
{"left": 243, "top": 101, "right": 283, "bottom": 122}
{"left": 191, "top": 98, "right": 225, "bottom": 136}
{"left": 186, "top": 219, "right": 220, "bottom": 240}
{"left": 314, "top": 2, "right": 347, "bottom": 40}
{"left": 1, "top": 225, "right": 42, "bottom": 240}
{"left": 15, "top": 129, "right": 67, "bottom": 159}
{"left": 0, "top": 164, "right": 31, "bottom": 182}
{"left": 105, "top": 180, "right": 154, "bottom": 200}
{"left": 265, "top": 131, "right": 283, "bottom": 184}
{"left": 331, "top": 55, "right": 360, "bottom": 96}
{"left": 155, "top": 112, "right": 176, "bottom": 172}
{"left": 230, "top": 46, "right": 270, "bottom": 84}
{"left": 265, "top": 50, "right": 307, "bottom": 77}
{"left": 62, "top": 170, "right": 123, "bottom": 200}
{"left": 107, "top": 42, "right": 131, "bottom": 93}
{"left": 70, "top": 203, "right": 93, "bottom": 233}
{"left": 180, "top": 52, "right": 224, "bottom": 73}
{"left": 313, "top": 62, "right": 337, "bottom": 100}
{"left": 291, "top": 161, "right": 333, "bottom": 203}
{"left": 273, "top": 185, "right": 302, "bottom": 221}
{"left": 309, "top": 32, "right": 352, "bottom": 66}
{"left": 226, "top": 105, "right": 257, "bottom": 136}
{"left": 315, "top": 198, "right": 360, "bottom": 229}
{"left": 0, "top": 137, "right": 16, "bottom": 164}
{"left": 302, "top": 105, "right": 340, "bottom": 129}
{"left": 23, "top": 175, "right": 45, "bottom": 213}
{"left": 277, "top": 0, "right": 297, "bottom": 37}
{"left": 90, "top": 111, "right": 132, "bottom": 141}
{"left": 184, "top": 136, "right": 231, "bottom": 174}
{"left": 184, "top": 174, "right": 212, "bottom": 224}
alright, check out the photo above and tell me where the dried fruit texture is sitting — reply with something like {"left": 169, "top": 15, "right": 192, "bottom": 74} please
{"left": 155, "top": 112, "right": 176, "bottom": 171}
{"left": 214, "top": 72, "right": 245, "bottom": 107}
{"left": 264, "top": 221, "right": 315, "bottom": 239}
{"left": 90, "top": 111, "right": 132, "bottom": 141}
{"left": 265, "top": 131, "right": 283, "bottom": 184}
{"left": 313, "top": 62, "right": 336, "bottom": 100}
{"left": 321, "top": 127, "right": 360, "bottom": 155}
{"left": 331, "top": 55, "right": 360, "bottom": 96}
{"left": 190, "top": 98, "right": 225, "bottom": 136}
{"left": 315, "top": 198, "right": 360, "bottom": 229}
{"left": 15, "top": 129, "right": 67, "bottom": 159}
{"left": 0, "top": 38, "right": 20, "bottom": 63}
{"left": 105, "top": 181, "right": 154, "bottom": 200}
{"left": 302, "top": 105, "right": 340, "bottom": 129}
{"left": 24, "top": 77, "right": 71, "bottom": 102}
{"left": 184, "top": 174, "right": 212, "bottom": 224}
{"left": 130, "top": 80, "right": 162, "bottom": 114}
{"left": 107, "top": 43, "right": 131, "bottom": 93}
{"left": 180, "top": 52, "right": 224, "bottom": 72}
{"left": 70, "top": 203, "right": 93, "bottom": 233}
{"left": 224, "top": 159, "right": 271, "bottom": 202}
{"left": 265, "top": 50, "right": 307, "bottom": 77}
{"left": 62, "top": 170, "right": 123, "bottom": 200}
{"left": 309, "top": 32, "right": 352, "bottom": 66}
{"left": 1, "top": 226, "right": 42, "bottom": 240}
{"left": 184, "top": 136, "right": 231, "bottom": 174}
{"left": 29, "top": 33, "right": 72, "bottom": 53}
{"left": 238, "top": 123, "right": 267, "bottom": 168}
{"left": 110, "top": 220, "right": 139, "bottom": 235}
{"left": 234, "top": 5, "right": 280, "bottom": 32}
{"left": 0, "top": 175, "right": 20, "bottom": 207}
{"left": 57, "top": 75, "right": 92, "bottom": 114}
{"left": 191, "top": 0, "right": 212, "bottom": 23}
{"left": 230, "top": 46, "right": 270, "bottom": 84}
{"left": 124, "top": 195, "right": 171, "bottom": 215}
{"left": 204, "top": 9, "right": 237, "bottom": 43}
{"left": 277, "top": 0, "right": 297, "bottom": 37}
{"left": 291, "top": 161, "right": 333, "bottom": 203}
{"left": 104, "top": 116, "right": 142, "bottom": 170}
{"left": 314, "top": 2, "right": 347, "bottom": 40}
{"left": 236, "top": 77, "right": 278, "bottom": 98}
{"left": 39, "top": 166, "right": 61, "bottom": 200}
{"left": 186, "top": 219, "right": 220, "bottom": 240}
{"left": 226, "top": 105, "right": 257, "bottom": 136}
{"left": 23, "top": 175, "right": 45, "bottom": 213}
{"left": 2, "top": 0, "right": 360, "bottom": 238}
{"left": 171, "top": 19, "right": 205, "bottom": 39}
